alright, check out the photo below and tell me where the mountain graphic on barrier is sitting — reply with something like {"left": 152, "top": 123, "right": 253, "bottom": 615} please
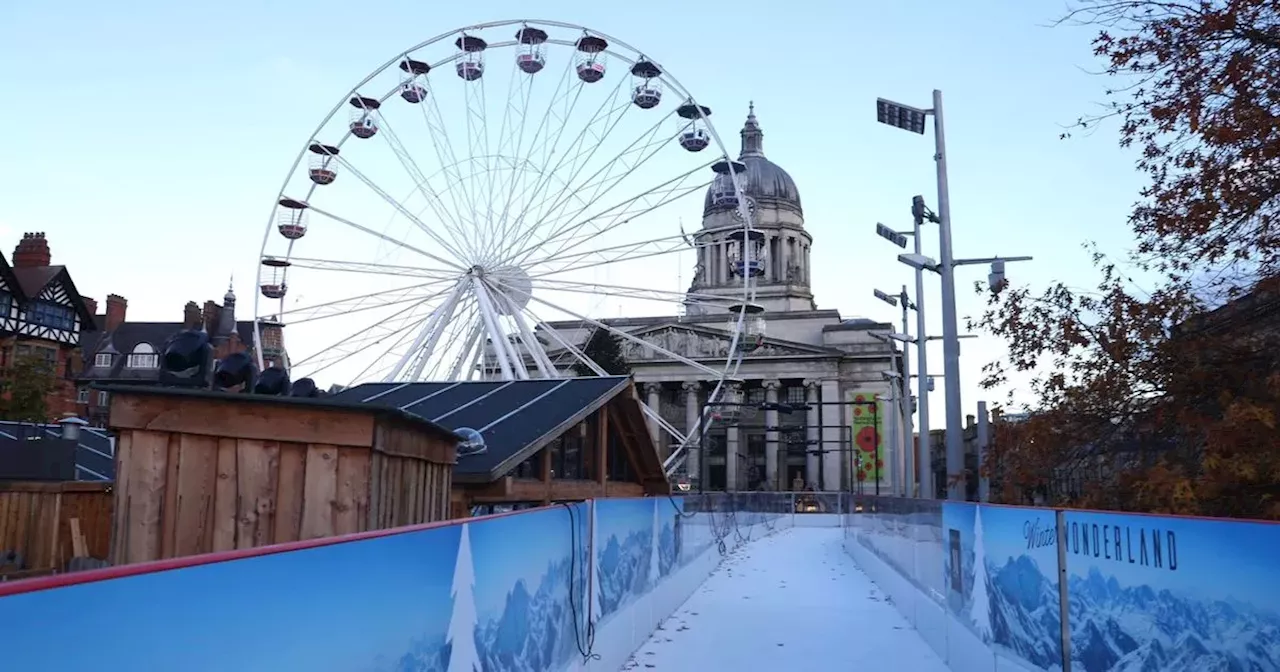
{"left": 596, "top": 529, "right": 654, "bottom": 618}
{"left": 370, "top": 554, "right": 586, "bottom": 672}
{"left": 970, "top": 554, "right": 1280, "bottom": 672}
{"left": 1066, "top": 567, "right": 1280, "bottom": 671}
{"left": 474, "top": 555, "right": 585, "bottom": 672}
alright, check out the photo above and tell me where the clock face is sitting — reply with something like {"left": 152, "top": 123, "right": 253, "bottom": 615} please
{"left": 733, "top": 196, "right": 757, "bottom": 222}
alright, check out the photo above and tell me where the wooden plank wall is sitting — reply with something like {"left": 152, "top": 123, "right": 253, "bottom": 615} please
{"left": 110, "top": 431, "right": 374, "bottom": 566}
{"left": 0, "top": 481, "right": 112, "bottom": 577}
{"left": 371, "top": 420, "right": 454, "bottom": 528}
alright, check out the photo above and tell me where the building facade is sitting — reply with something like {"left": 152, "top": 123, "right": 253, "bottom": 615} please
{"left": 532, "top": 108, "right": 910, "bottom": 493}
{"left": 0, "top": 232, "right": 96, "bottom": 420}
{"left": 77, "top": 286, "right": 287, "bottom": 425}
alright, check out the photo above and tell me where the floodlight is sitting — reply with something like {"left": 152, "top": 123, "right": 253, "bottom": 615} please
{"left": 213, "top": 352, "right": 257, "bottom": 391}
{"left": 881, "top": 370, "right": 902, "bottom": 380}
{"left": 898, "top": 253, "right": 939, "bottom": 273}
{"left": 876, "top": 98, "right": 928, "bottom": 135}
{"left": 887, "top": 332, "right": 915, "bottom": 343}
{"left": 875, "top": 223, "right": 908, "bottom": 249}
{"left": 988, "top": 259, "right": 1008, "bottom": 295}
{"left": 873, "top": 289, "right": 898, "bottom": 307}
{"left": 255, "top": 366, "right": 291, "bottom": 396}
{"left": 290, "top": 377, "right": 320, "bottom": 398}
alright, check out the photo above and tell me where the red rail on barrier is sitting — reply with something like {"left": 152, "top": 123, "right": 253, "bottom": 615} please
{"left": 0, "top": 506, "right": 544, "bottom": 598}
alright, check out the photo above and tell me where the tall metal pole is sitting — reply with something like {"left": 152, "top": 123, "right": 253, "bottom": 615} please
{"left": 899, "top": 291, "right": 914, "bottom": 498}
{"left": 933, "top": 89, "right": 965, "bottom": 501}
{"left": 913, "top": 211, "right": 932, "bottom": 498}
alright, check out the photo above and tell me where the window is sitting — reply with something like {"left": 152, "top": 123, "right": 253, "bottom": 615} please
{"left": 29, "top": 301, "right": 75, "bottom": 331}
{"left": 15, "top": 344, "right": 55, "bottom": 367}
{"left": 97, "top": 391, "right": 109, "bottom": 406}
{"left": 785, "top": 386, "right": 806, "bottom": 405}
{"left": 0, "top": 290, "right": 11, "bottom": 318}
{"left": 94, "top": 353, "right": 113, "bottom": 368}
{"left": 126, "top": 343, "right": 159, "bottom": 369}
{"left": 77, "top": 388, "right": 89, "bottom": 404}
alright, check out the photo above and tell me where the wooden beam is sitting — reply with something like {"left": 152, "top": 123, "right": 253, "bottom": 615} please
{"left": 596, "top": 407, "right": 608, "bottom": 485}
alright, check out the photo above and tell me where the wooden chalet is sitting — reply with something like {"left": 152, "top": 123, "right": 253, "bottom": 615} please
{"left": 102, "top": 385, "right": 461, "bottom": 565}
{"left": 329, "top": 376, "right": 670, "bottom": 517}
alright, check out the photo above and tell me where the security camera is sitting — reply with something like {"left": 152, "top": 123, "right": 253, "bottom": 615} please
{"left": 927, "top": 376, "right": 936, "bottom": 392}
{"left": 988, "top": 259, "right": 1008, "bottom": 295}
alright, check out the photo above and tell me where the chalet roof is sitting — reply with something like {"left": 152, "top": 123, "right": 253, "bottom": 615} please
{"left": 94, "top": 384, "right": 464, "bottom": 445}
{"left": 0, "top": 421, "right": 115, "bottom": 481}
{"left": 330, "top": 376, "right": 632, "bottom": 482}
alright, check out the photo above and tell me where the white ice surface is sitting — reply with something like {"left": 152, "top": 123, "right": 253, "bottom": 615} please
{"left": 624, "top": 527, "right": 950, "bottom": 671}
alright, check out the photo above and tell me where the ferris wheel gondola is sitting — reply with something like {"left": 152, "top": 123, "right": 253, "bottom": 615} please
{"left": 253, "top": 19, "right": 765, "bottom": 477}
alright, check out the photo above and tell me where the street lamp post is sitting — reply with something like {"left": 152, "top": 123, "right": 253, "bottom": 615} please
{"left": 875, "top": 218, "right": 931, "bottom": 498}
{"left": 873, "top": 289, "right": 917, "bottom": 497}
{"left": 877, "top": 90, "right": 968, "bottom": 499}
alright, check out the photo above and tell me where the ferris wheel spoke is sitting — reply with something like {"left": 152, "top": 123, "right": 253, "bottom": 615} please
{"left": 527, "top": 233, "right": 698, "bottom": 278}
{"left": 463, "top": 54, "right": 496, "bottom": 257}
{"left": 524, "top": 304, "right": 607, "bottom": 376}
{"left": 532, "top": 277, "right": 741, "bottom": 307}
{"left": 305, "top": 203, "right": 467, "bottom": 271}
{"left": 415, "top": 90, "right": 483, "bottom": 246}
{"left": 283, "top": 256, "right": 460, "bottom": 279}
{"left": 278, "top": 279, "right": 455, "bottom": 326}
{"left": 496, "top": 280, "right": 737, "bottom": 380}
{"left": 521, "top": 171, "right": 710, "bottom": 271}
{"left": 370, "top": 114, "right": 476, "bottom": 259}
{"left": 516, "top": 109, "right": 681, "bottom": 258}
{"left": 517, "top": 82, "right": 634, "bottom": 246}
{"left": 327, "top": 153, "right": 471, "bottom": 262}
{"left": 415, "top": 300, "right": 478, "bottom": 380}
{"left": 294, "top": 296, "right": 434, "bottom": 377}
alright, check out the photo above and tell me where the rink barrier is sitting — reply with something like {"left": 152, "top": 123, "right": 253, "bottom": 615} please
{"left": 0, "top": 491, "right": 827, "bottom": 671}
{"left": 842, "top": 495, "right": 1280, "bottom": 672}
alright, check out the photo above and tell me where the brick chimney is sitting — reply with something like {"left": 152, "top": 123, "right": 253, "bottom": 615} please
{"left": 182, "top": 301, "right": 202, "bottom": 330}
{"left": 83, "top": 297, "right": 98, "bottom": 317}
{"left": 105, "top": 294, "right": 127, "bottom": 331}
{"left": 13, "top": 232, "right": 51, "bottom": 267}
{"left": 202, "top": 300, "right": 220, "bottom": 334}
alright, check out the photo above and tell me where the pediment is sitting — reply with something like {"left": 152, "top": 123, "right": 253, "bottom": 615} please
{"left": 611, "top": 323, "right": 835, "bottom": 361}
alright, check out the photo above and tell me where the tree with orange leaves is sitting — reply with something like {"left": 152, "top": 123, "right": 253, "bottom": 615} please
{"left": 974, "top": 1, "right": 1280, "bottom": 519}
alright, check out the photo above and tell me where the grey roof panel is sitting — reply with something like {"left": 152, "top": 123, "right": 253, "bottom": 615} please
{"left": 333, "top": 377, "right": 630, "bottom": 478}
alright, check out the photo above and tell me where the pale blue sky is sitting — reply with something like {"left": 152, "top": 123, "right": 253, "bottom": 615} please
{"left": 0, "top": 0, "right": 1144, "bottom": 420}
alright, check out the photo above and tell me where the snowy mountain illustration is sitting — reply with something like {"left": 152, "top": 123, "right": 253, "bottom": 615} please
{"left": 1067, "top": 567, "right": 1280, "bottom": 671}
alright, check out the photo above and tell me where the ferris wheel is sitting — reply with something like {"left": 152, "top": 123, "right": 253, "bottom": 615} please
{"left": 253, "top": 20, "right": 764, "bottom": 467}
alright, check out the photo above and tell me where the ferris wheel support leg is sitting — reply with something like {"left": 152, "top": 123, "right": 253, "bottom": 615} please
{"left": 450, "top": 322, "right": 485, "bottom": 381}
{"left": 507, "top": 306, "right": 558, "bottom": 378}
{"left": 386, "top": 283, "right": 464, "bottom": 382}
{"left": 408, "top": 290, "right": 468, "bottom": 381}
{"left": 472, "top": 278, "right": 526, "bottom": 380}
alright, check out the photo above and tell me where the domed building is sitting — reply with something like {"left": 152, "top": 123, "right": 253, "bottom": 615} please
{"left": 533, "top": 105, "right": 910, "bottom": 496}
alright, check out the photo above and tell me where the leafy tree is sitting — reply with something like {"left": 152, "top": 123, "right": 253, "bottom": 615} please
{"left": 572, "top": 327, "right": 631, "bottom": 377}
{"left": 1, "top": 352, "right": 58, "bottom": 423}
{"left": 1061, "top": 0, "right": 1280, "bottom": 287}
{"left": 975, "top": 1, "right": 1280, "bottom": 519}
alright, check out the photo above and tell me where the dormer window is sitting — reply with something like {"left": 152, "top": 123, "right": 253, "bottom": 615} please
{"left": 94, "top": 353, "right": 113, "bottom": 368}
{"left": 126, "top": 343, "right": 159, "bottom": 369}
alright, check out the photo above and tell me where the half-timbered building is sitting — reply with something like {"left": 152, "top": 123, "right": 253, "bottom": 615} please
{"left": 0, "top": 233, "right": 96, "bottom": 419}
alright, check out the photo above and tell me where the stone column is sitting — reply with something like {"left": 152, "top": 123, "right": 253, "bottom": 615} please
{"left": 644, "top": 383, "right": 662, "bottom": 457}
{"left": 763, "top": 379, "right": 781, "bottom": 489}
{"left": 820, "top": 380, "right": 843, "bottom": 491}
{"left": 724, "top": 382, "right": 740, "bottom": 492}
{"left": 682, "top": 381, "right": 701, "bottom": 483}
{"left": 804, "top": 378, "right": 821, "bottom": 488}
{"left": 763, "top": 234, "right": 774, "bottom": 283}
{"left": 780, "top": 235, "right": 790, "bottom": 283}
{"left": 718, "top": 242, "right": 729, "bottom": 285}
